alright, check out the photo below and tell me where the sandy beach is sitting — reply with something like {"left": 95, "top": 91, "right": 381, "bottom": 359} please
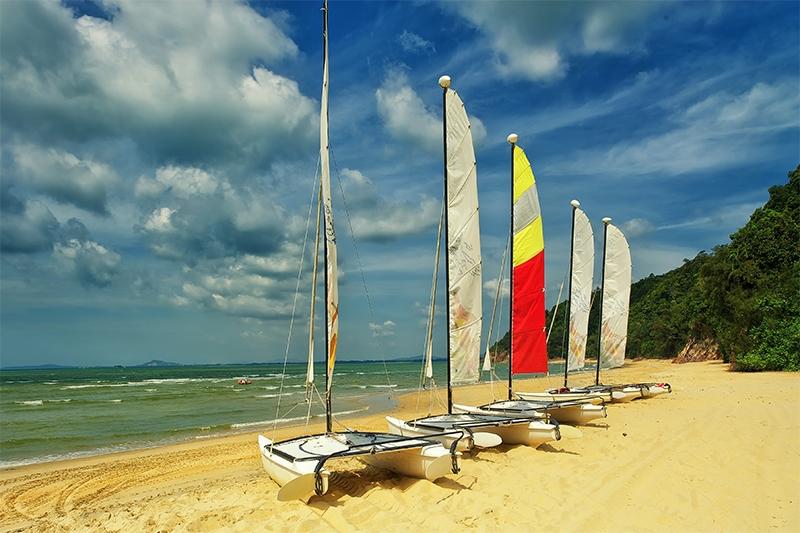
{"left": 1, "top": 360, "right": 797, "bottom": 532}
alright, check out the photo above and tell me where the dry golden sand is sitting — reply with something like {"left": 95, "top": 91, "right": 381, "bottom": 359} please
{"left": 1, "top": 360, "right": 798, "bottom": 532}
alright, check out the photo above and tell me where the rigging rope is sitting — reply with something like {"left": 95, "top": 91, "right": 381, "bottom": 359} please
{"left": 270, "top": 157, "right": 320, "bottom": 443}
{"left": 329, "top": 150, "right": 394, "bottom": 393}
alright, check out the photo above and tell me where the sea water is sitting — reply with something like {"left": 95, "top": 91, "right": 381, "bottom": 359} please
{"left": 0, "top": 360, "right": 560, "bottom": 467}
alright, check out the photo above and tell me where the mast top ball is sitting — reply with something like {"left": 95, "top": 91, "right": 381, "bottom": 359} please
{"left": 438, "top": 75, "right": 451, "bottom": 88}
{"left": 602, "top": 217, "right": 612, "bottom": 224}
{"left": 506, "top": 133, "right": 518, "bottom": 144}
{"left": 570, "top": 199, "right": 581, "bottom": 208}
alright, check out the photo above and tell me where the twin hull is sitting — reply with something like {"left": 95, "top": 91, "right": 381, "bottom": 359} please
{"left": 452, "top": 402, "right": 606, "bottom": 426}
{"left": 385, "top": 416, "right": 559, "bottom": 449}
{"left": 258, "top": 434, "right": 457, "bottom": 502}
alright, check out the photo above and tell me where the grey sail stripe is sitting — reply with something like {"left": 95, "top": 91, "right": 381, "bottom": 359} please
{"left": 513, "top": 184, "right": 540, "bottom": 235}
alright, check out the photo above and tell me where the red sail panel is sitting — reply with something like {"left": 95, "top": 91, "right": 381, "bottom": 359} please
{"left": 512, "top": 251, "right": 547, "bottom": 373}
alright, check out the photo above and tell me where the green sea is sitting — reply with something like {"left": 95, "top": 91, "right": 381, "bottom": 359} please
{"left": 0, "top": 360, "right": 559, "bottom": 468}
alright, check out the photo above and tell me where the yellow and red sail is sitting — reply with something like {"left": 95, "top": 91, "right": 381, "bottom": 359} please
{"left": 511, "top": 146, "right": 548, "bottom": 374}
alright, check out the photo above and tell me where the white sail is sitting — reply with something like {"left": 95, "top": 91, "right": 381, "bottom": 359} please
{"left": 306, "top": 187, "right": 322, "bottom": 386}
{"left": 445, "top": 88, "right": 481, "bottom": 385}
{"left": 320, "top": 5, "right": 339, "bottom": 392}
{"left": 600, "top": 223, "right": 631, "bottom": 369}
{"left": 424, "top": 204, "right": 444, "bottom": 380}
{"left": 567, "top": 207, "right": 593, "bottom": 371}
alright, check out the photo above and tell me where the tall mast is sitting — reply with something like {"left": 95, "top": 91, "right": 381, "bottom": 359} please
{"left": 564, "top": 199, "right": 580, "bottom": 387}
{"left": 506, "top": 133, "right": 518, "bottom": 400}
{"left": 321, "top": 0, "right": 332, "bottom": 432}
{"left": 439, "top": 75, "right": 452, "bottom": 413}
{"left": 595, "top": 217, "right": 612, "bottom": 386}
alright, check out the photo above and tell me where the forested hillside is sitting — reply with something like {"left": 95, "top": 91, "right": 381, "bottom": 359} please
{"left": 491, "top": 166, "right": 799, "bottom": 371}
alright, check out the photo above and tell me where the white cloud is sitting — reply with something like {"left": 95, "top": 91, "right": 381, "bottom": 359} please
{"left": 375, "top": 67, "right": 486, "bottom": 153}
{"left": 134, "top": 176, "right": 167, "bottom": 200}
{"left": 621, "top": 218, "right": 655, "bottom": 238}
{"left": 136, "top": 165, "right": 294, "bottom": 261}
{"left": 657, "top": 201, "right": 764, "bottom": 233}
{"left": 53, "top": 238, "right": 121, "bottom": 288}
{"left": 0, "top": 192, "right": 60, "bottom": 254}
{"left": 154, "top": 166, "right": 219, "bottom": 198}
{"left": 11, "top": 144, "right": 119, "bottom": 215}
{"left": 398, "top": 30, "right": 435, "bottom": 54}
{"left": 550, "top": 80, "right": 800, "bottom": 177}
{"left": 483, "top": 277, "right": 510, "bottom": 298}
{"left": 445, "top": 2, "right": 664, "bottom": 81}
{"left": 340, "top": 168, "right": 441, "bottom": 242}
{"left": 369, "top": 320, "right": 396, "bottom": 337}
{"left": 1, "top": 0, "right": 315, "bottom": 168}
{"left": 172, "top": 251, "right": 302, "bottom": 320}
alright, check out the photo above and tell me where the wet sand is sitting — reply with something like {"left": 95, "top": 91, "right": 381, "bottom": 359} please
{"left": 1, "top": 360, "right": 797, "bottom": 532}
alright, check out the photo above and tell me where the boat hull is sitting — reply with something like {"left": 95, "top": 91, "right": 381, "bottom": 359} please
{"left": 386, "top": 415, "right": 558, "bottom": 449}
{"left": 453, "top": 401, "right": 605, "bottom": 427}
{"left": 385, "top": 416, "right": 469, "bottom": 450}
{"left": 258, "top": 432, "right": 458, "bottom": 501}
{"left": 640, "top": 384, "right": 670, "bottom": 398}
{"left": 258, "top": 435, "right": 330, "bottom": 502}
{"left": 544, "top": 403, "right": 607, "bottom": 424}
{"left": 360, "top": 444, "right": 459, "bottom": 481}
{"left": 517, "top": 390, "right": 612, "bottom": 403}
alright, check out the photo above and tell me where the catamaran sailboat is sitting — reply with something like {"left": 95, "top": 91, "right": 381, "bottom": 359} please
{"left": 258, "top": 2, "right": 462, "bottom": 502}
{"left": 385, "top": 78, "right": 561, "bottom": 449}
{"left": 453, "top": 137, "right": 605, "bottom": 427}
{"left": 582, "top": 217, "right": 670, "bottom": 399}
{"left": 518, "top": 215, "right": 670, "bottom": 403}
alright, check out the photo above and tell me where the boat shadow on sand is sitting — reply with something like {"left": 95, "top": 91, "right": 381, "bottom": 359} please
{"left": 301, "top": 464, "right": 477, "bottom": 507}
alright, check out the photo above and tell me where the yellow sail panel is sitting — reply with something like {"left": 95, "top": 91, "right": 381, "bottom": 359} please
{"left": 512, "top": 217, "right": 544, "bottom": 267}
{"left": 512, "top": 147, "right": 537, "bottom": 203}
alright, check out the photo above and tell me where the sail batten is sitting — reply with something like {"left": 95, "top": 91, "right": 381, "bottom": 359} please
{"left": 445, "top": 88, "right": 482, "bottom": 386}
{"left": 567, "top": 207, "right": 594, "bottom": 372}
{"left": 600, "top": 223, "right": 631, "bottom": 369}
{"left": 511, "top": 145, "right": 547, "bottom": 375}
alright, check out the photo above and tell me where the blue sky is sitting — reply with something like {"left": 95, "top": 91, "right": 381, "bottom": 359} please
{"left": 1, "top": 0, "right": 797, "bottom": 367}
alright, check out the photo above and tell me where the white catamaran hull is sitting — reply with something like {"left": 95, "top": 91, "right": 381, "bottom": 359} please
{"left": 385, "top": 417, "right": 469, "bottom": 450}
{"left": 258, "top": 434, "right": 459, "bottom": 502}
{"left": 385, "top": 416, "right": 558, "bottom": 449}
{"left": 453, "top": 402, "right": 606, "bottom": 426}
{"left": 640, "top": 384, "right": 671, "bottom": 398}
{"left": 517, "top": 390, "right": 613, "bottom": 403}
{"left": 612, "top": 387, "right": 644, "bottom": 402}
{"left": 360, "top": 444, "right": 458, "bottom": 481}
{"left": 517, "top": 387, "right": 643, "bottom": 403}
{"left": 544, "top": 403, "right": 607, "bottom": 424}
{"left": 258, "top": 435, "right": 330, "bottom": 502}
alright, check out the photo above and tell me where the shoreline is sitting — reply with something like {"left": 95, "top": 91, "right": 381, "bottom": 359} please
{"left": 0, "top": 361, "right": 638, "bottom": 475}
{"left": 0, "top": 361, "right": 579, "bottom": 472}
{"left": 1, "top": 360, "right": 797, "bottom": 531}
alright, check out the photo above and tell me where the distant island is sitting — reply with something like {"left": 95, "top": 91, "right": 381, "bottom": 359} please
{"left": 136, "top": 359, "right": 182, "bottom": 367}
{"left": 0, "top": 356, "right": 447, "bottom": 371}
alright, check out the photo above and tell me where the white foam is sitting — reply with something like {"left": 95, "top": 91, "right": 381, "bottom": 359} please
{"left": 14, "top": 400, "right": 43, "bottom": 406}
{"left": 229, "top": 407, "right": 368, "bottom": 430}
